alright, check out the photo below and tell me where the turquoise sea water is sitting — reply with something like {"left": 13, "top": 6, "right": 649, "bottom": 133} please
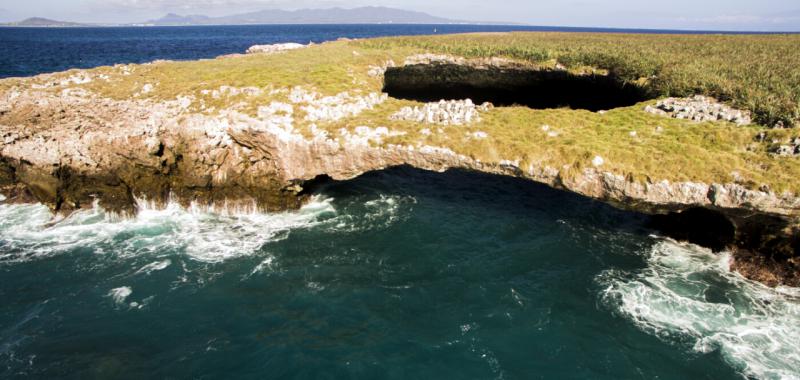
{"left": 1, "top": 168, "right": 798, "bottom": 379}
{"left": 1, "top": 24, "right": 799, "bottom": 379}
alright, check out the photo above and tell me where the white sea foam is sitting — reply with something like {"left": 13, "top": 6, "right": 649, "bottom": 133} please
{"left": 327, "top": 195, "right": 414, "bottom": 233}
{"left": 248, "top": 257, "right": 275, "bottom": 277}
{"left": 136, "top": 259, "right": 172, "bottom": 275}
{"left": 108, "top": 286, "right": 132, "bottom": 306}
{"left": 598, "top": 240, "right": 800, "bottom": 380}
{"left": 0, "top": 196, "right": 336, "bottom": 264}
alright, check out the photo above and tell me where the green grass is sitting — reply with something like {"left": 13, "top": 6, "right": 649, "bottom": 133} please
{"left": 7, "top": 33, "right": 800, "bottom": 194}
{"left": 357, "top": 32, "right": 800, "bottom": 128}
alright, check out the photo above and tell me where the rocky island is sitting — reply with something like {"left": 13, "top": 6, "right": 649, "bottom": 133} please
{"left": 1, "top": 32, "right": 799, "bottom": 286}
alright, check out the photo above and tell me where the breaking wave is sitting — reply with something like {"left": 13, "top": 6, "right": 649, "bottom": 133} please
{"left": 0, "top": 196, "right": 336, "bottom": 264}
{"left": 0, "top": 191, "right": 412, "bottom": 267}
{"left": 598, "top": 240, "right": 800, "bottom": 380}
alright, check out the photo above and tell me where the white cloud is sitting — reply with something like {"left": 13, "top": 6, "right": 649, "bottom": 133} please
{"left": 103, "top": 0, "right": 262, "bottom": 8}
{"left": 679, "top": 13, "right": 800, "bottom": 25}
{"left": 94, "top": 0, "right": 344, "bottom": 12}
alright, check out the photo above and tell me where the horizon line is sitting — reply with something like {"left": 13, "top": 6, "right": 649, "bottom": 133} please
{"left": 1, "top": 22, "right": 798, "bottom": 34}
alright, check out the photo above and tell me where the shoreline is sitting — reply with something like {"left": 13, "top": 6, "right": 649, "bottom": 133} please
{"left": 2, "top": 34, "right": 799, "bottom": 286}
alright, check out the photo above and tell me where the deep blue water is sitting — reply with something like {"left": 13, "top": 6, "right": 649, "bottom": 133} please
{"left": 0, "top": 24, "right": 790, "bottom": 78}
{"left": 1, "top": 24, "right": 799, "bottom": 379}
{"left": 1, "top": 168, "right": 798, "bottom": 379}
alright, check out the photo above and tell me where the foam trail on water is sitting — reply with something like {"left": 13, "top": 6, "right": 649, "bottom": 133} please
{"left": 0, "top": 196, "right": 336, "bottom": 264}
{"left": 136, "top": 259, "right": 172, "bottom": 275}
{"left": 598, "top": 240, "right": 800, "bottom": 380}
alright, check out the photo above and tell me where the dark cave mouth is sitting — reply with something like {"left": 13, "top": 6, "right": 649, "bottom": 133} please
{"left": 383, "top": 63, "right": 653, "bottom": 112}
{"left": 649, "top": 207, "right": 737, "bottom": 252}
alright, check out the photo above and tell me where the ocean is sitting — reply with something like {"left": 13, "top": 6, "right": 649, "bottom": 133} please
{"left": 0, "top": 24, "right": 785, "bottom": 79}
{"left": 0, "top": 25, "right": 799, "bottom": 379}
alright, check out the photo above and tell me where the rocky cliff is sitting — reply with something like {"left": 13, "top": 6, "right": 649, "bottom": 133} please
{"left": 1, "top": 42, "right": 798, "bottom": 285}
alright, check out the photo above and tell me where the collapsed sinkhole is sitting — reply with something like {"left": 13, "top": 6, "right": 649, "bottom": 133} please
{"left": 383, "top": 63, "right": 652, "bottom": 112}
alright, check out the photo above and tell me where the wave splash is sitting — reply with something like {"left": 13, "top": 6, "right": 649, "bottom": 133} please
{"left": 0, "top": 196, "right": 336, "bottom": 264}
{"left": 598, "top": 240, "right": 800, "bottom": 380}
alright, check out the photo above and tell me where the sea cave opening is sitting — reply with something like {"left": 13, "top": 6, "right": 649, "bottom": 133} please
{"left": 649, "top": 207, "right": 736, "bottom": 252}
{"left": 383, "top": 63, "right": 652, "bottom": 112}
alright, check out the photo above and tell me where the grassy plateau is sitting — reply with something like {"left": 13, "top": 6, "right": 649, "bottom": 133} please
{"left": 5, "top": 32, "right": 800, "bottom": 194}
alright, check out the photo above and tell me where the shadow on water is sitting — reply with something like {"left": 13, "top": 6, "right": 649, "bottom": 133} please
{"left": 319, "top": 166, "right": 746, "bottom": 256}
{"left": 305, "top": 165, "right": 730, "bottom": 246}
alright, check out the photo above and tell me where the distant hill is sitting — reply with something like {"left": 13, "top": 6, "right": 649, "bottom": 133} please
{"left": 151, "top": 13, "right": 212, "bottom": 25}
{"left": 146, "top": 6, "right": 462, "bottom": 26}
{"left": 1, "top": 7, "right": 503, "bottom": 28}
{"left": 2, "top": 17, "right": 88, "bottom": 27}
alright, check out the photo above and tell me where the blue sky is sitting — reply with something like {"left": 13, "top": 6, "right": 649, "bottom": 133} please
{"left": 0, "top": 0, "right": 798, "bottom": 31}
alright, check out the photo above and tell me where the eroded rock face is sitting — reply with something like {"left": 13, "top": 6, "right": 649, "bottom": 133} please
{"left": 1, "top": 70, "right": 799, "bottom": 286}
{"left": 7, "top": 83, "right": 794, "bottom": 217}
{"left": 0, "top": 88, "right": 303, "bottom": 214}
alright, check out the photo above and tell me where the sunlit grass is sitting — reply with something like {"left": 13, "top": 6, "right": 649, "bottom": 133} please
{"left": 7, "top": 34, "right": 800, "bottom": 194}
{"left": 358, "top": 32, "right": 800, "bottom": 128}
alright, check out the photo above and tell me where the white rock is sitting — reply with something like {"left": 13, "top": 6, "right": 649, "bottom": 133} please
{"left": 301, "top": 92, "right": 387, "bottom": 122}
{"left": 390, "top": 99, "right": 492, "bottom": 125}
{"left": 176, "top": 96, "right": 192, "bottom": 109}
{"left": 246, "top": 43, "right": 306, "bottom": 54}
{"left": 592, "top": 156, "right": 605, "bottom": 167}
{"left": 645, "top": 95, "right": 751, "bottom": 126}
{"left": 202, "top": 86, "right": 264, "bottom": 99}
{"left": 470, "top": 131, "right": 488, "bottom": 139}
{"left": 339, "top": 125, "right": 405, "bottom": 146}
{"left": 367, "top": 66, "right": 385, "bottom": 77}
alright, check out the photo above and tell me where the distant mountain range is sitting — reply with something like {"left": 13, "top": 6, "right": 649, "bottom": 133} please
{"left": 1, "top": 17, "right": 88, "bottom": 27}
{"left": 1, "top": 7, "right": 495, "bottom": 27}
{"left": 145, "top": 7, "right": 462, "bottom": 26}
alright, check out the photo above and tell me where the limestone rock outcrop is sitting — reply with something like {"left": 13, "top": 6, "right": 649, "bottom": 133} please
{"left": 645, "top": 95, "right": 752, "bottom": 125}
{"left": 390, "top": 99, "right": 492, "bottom": 125}
{"left": 767, "top": 136, "right": 800, "bottom": 157}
